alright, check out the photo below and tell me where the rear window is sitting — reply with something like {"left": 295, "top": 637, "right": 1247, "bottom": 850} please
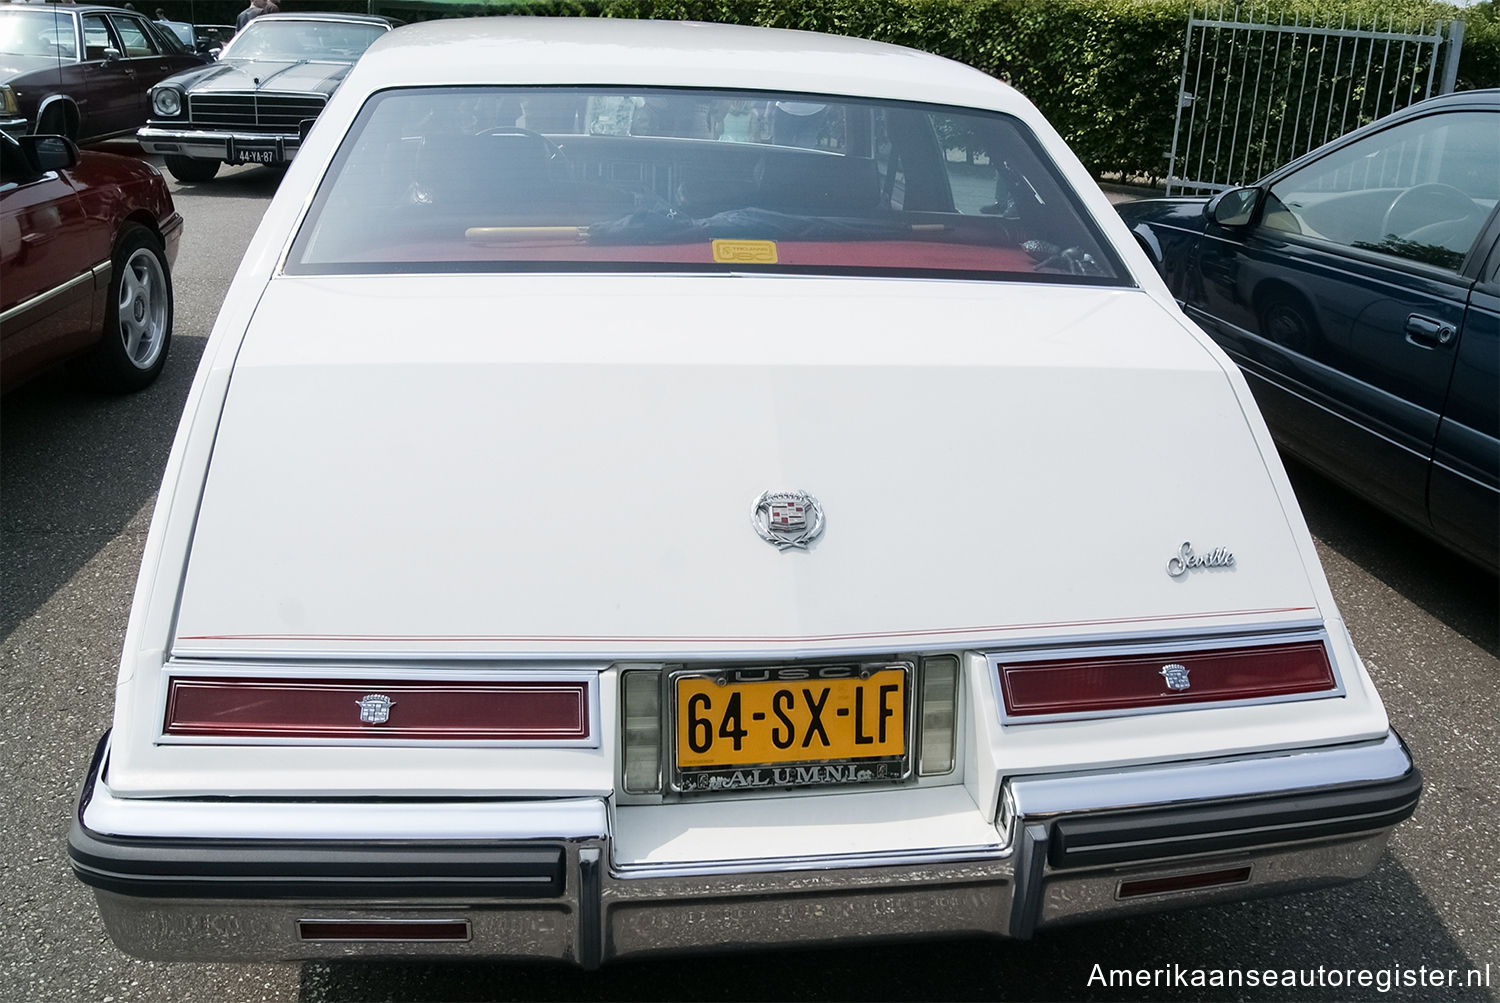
{"left": 286, "top": 87, "right": 1126, "bottom": 284}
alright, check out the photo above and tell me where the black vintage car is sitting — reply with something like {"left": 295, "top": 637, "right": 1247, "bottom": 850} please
{"left": 137, "top": 11, "right": 389, "bottom": 182}
{"left": 0, "top": 3, "right": 207, "bottom": 143}
{"left": 1117, "top": 89, "right": 1499, "bottom": 574}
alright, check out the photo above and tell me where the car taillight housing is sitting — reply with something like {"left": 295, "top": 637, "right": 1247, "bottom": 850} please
{"left": 162, "top": 675, "right": 593, "bottom": 742}
{"left": 620, "top": 669, "right": 663, "bottom": 794}
{"left": 994, "top": 636, "right": 1337, "bottom": 722}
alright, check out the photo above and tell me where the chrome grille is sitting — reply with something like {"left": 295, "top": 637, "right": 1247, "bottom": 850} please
{"left": 188, "top": 94, "right": 325, "bottom": 133}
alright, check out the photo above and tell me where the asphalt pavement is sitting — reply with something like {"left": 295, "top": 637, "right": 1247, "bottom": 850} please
{"left": 1, "top": 153, "right": 1495, "bottom": 1003}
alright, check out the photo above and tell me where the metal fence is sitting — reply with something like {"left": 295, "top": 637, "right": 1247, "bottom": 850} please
{"left": 1166, "top": 3, "right": 1466, "bottom": 194}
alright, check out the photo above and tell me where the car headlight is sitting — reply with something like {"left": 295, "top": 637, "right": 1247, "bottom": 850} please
{"left": 0, "top": 85, "right": 19, "bottom": 116}
{"left": 151, "top": 88, "right": 183, "bottom": 117}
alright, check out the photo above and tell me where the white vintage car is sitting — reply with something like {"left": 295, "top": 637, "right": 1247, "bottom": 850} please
{"left": 69, "top": 18, "right": 1420, "bottom": 965}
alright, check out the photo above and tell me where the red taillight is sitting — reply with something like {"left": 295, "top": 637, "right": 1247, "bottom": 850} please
{"left": 164, "top": 677, "right": 590, "bottom": 740}
{"left": 1118, "top": 866, "right": 1252, "bottom": 898}
{"left": 299, "top": 919, "right": 471, "bottom": 942}
{"left": 998, "top": 640, "right": 1335, "bottom": 720}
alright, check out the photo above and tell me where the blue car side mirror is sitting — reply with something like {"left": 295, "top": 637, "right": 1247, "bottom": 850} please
{"left": 1207, "top": 187, "right": 1261, "bottom": 227}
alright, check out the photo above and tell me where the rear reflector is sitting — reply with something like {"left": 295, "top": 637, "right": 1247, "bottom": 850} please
{"left": 1118, "top": 866, "right": 1252, "bottom": 899}
{"left": 621, "top": 670, "right": 662, "bottom": 794}
{"left": 998, "top": 640, "right": 1335, "bottom": 719}
{"left": 299, "top": 919, "right": 471, "bottom": 942}
{"left": 164, "top": 677, "right": 589, "bottom": 740}
{"left": 918, "top": 655, "right": 958, "bottom": 776}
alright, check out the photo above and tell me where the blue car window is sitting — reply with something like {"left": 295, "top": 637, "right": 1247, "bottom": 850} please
{"left": 1264, "top": 110, "right": 1499, "bottom": 272}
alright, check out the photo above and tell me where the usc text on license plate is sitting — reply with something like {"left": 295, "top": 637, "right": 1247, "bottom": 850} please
{"left": 672, "top": 664, "right": 909, "bottom": 793}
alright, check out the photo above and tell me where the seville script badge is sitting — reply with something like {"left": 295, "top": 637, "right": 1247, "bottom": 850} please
{"left": 356, "top": 693, "right": 395, "bottom": 725}
{"left": 751, "top": 490, "right": 825, "bottom": 550}
{"left": 1166, "top": 541, "right": 1235, "bottom": 577}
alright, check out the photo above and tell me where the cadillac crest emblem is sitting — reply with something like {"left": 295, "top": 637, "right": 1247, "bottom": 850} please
{"left": 356, "top": 693, "right": 395, "bottom": 724}
{"left": 751, "top": 490, "right": 825, "bottom": 550}
{"left": 1159, "top": 664, "right": 1192, "bottom": 691}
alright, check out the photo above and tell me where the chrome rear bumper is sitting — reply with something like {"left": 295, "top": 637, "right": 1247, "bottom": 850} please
{"left": 71, "top": 733, "right": 1418, "bottom": 965}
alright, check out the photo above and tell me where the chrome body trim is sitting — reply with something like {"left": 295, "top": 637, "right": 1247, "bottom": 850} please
{"left": 88, "top": 844, "right": 605, "bottom": 964}
{"left": 1007, "top": 822, "right": 1048, "bottom": 940}
{"left": 0, "top": 262, "right": 107, "bottom": 328}
{"left": 138, "top": 126, "right": 302, "bottom": 162}
{"left": 578, "top": 846, "right": 604, "bottom": 968}
{"left": 74, "top": 731, "right": 1416, "bottom": 963}
{"left": 599, "top": 857, "right": 1015, "bottom": 961}
{"left": 34, "top": 94, "right": 75, "bottom": 131}
{"left": 973, "top": 618, "right": 1328, "bottom": 654}
{"left": 185, "top": 88, "right": 330, "bottom": 101}
{"left": 161, "top": 657, "right": 613, "bottom": 678}
{"left": 1005, "top": 732, "right": 1411, "bottom": 819}
{"left": 1035, "top": 831, "right": 1392, "bottom": 929}
{"left": 83, "top": 780, "right": 611, "bottom": 843}
{"left": 610, "top": 843, "right": 1005, "bottom": 880}
{"left": 168, "top": 617, "right": 1329, "bottom": 664}
{"left": 159, "top": 212, "right": 184, "bottom": 263}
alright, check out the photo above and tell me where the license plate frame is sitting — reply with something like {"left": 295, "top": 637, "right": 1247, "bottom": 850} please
{"left": 668, "top": 662, "right": 912, "bottom": 794}
{"left": 229, "top": 138, "right": 280, "bottom": 164}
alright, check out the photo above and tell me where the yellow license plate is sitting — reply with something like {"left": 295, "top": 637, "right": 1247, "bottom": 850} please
{"left": 675, "top": 668, "right": 906, "bottom": 770}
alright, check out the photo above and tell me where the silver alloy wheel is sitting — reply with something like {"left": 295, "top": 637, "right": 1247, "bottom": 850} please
{"left": 116, "top": 246, "right": 168, "bottom": 371}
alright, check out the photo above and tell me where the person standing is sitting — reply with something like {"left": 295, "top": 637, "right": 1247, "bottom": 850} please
{"left": 235, "top": 0, "right": 265, "bottom": 32}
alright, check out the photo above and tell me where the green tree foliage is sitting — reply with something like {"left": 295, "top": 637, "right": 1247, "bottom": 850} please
{"left": 165, "top": 0, "right": 1498, "bottom": 180}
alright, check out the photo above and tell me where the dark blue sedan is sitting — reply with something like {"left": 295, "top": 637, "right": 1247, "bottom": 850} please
{"left": 1118, "top": 89, "right": 1499, "bottom": 574}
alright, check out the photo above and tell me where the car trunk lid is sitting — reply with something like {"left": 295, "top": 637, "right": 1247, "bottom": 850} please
{"left": 172, "top": 273, "right": 1322, "bottom": 659}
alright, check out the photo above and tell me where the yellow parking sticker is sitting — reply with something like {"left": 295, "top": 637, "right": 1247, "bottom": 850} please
{"left": 711, "top": 239, "right": 778, "bottom": 264}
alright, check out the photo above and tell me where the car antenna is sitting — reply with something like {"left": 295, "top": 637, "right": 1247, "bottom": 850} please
{"left": 51, "top": 5, "right": 63, "bottom": 75}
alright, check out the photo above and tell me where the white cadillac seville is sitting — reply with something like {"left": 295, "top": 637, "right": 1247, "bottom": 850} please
{"left": 69, "top": 17, "right": 1421, "bottom": 965}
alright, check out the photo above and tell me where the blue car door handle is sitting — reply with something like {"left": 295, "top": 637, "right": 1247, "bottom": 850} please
{"left": 1404, "top": 314, "right": 1456, "bottom": 349}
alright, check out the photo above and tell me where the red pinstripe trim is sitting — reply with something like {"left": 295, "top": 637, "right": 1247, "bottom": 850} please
{"left": 177, "top": 607, "right": 1318, "bottom": 645}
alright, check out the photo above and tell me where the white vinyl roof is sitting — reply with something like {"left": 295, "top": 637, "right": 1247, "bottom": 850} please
{"left": 348, "top": 17, "right": 1021, "bottom": 113}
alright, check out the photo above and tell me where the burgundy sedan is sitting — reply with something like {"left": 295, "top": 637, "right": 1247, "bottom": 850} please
{"left": 1, "top": 129, "right": 180, "bottom": 392}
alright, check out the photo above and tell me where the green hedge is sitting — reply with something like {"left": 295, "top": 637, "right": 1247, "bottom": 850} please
{"left": 162, "top": 0, "right": 1498, "bottom": 180}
